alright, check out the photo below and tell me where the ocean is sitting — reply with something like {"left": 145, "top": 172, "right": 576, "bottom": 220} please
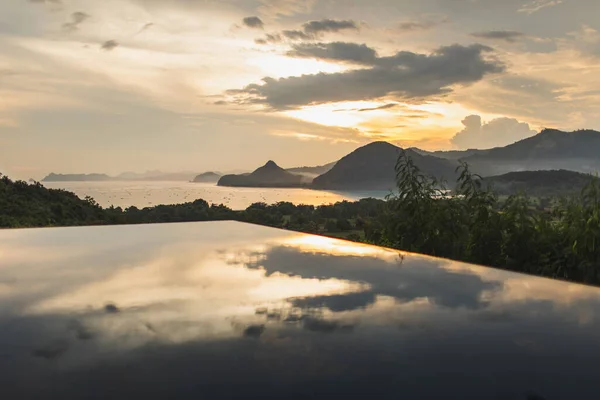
{"left": 42, "top": 181, "right": 390, "bottom": 210}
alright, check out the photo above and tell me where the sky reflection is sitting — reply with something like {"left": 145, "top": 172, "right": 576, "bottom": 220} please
{"left": 2, "top": 221, "right": 600, "bottom": 399}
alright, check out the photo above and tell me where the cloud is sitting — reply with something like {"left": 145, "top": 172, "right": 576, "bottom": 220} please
{"left": 397, "top": 18, "right": 446, "bottom": 32}
{"left": 281, "top": 29, "right": 311, "bottom": 40}
{"left": 255, "top": 31, "right": 308, "bottom": 43}
{"left": 101, "top": 40, "right": 119, "bottom": 51}
{"left": 455, "top": 73, "right": 571, "bottom": 127}
{"left": 471, "top": 30, "right": 527, "bottom": 43}
{"left": 228, "top": 44, "right": 504, "bottom": 110}
{"left": 255, "top": 19, "right": 360, "bottom": 44}
{"left": 136, "top": 22, "right": 154, "bottom": 35}
{"left": 491, "top": 75, "right": 565, "bottom": 99}
{"left": 565, "top": 25, "right": 600, "bottom": 58}
{"left": 518, "top": 0, "right": 563, "bottom": 14}
{"left": 62, "top": 12, "right": 90, "bottom": 32}
{"left": 302, "top": 19, "right": 359, "bottom": 34}
{"left": 287, "top": 42, "right": 378, "bottom": 65}
{"left": 332, "top": 103, "right": 398, "bottom": 112}
{"left": 357, "top": 103, "right": 400, "bottom": 112}
{"left": 0, "top": 69, "right": 17, "bottom": 79}
{"left": 451, "top": 115, "right": 537, "bottom": 149}
{"left": 242, "top": 16, "right": 264, "bottom": 29}
{"left": 255, "top": 33, "right": 282, "bottom": 44}
{"left": 29, "top": 0, "right": 62, "bottom": 4}
{"left": 258, "top": 0, "right": 316, "bottom": 17}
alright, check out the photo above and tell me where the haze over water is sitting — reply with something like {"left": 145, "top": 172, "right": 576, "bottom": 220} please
{"left": 43, "top": 181, "right": 388, "bottom": 210}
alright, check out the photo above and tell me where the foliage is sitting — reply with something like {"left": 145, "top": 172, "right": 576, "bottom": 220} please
{"left": 0, "top": 174, "right": 106, "bottom": 227}
{"left": 379, "top": 156, "right": 600, "bottom": 284}
{"left": 483, "top": 170, "right": 592, "bottom": 197}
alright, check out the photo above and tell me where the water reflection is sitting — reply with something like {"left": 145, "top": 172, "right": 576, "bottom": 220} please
{"left": 240, "top": 245, "right": 501, "bottom": 310}
{"left": 1, "top": 222, "right": 600, "bottom": 399}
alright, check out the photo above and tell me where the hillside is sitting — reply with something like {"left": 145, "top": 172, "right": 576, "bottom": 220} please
{"left": 218, "top": 161, "right": 305, "bottom": 188}
{"left": 192, "top": 172, "right": 222, "bottom": 183}
{"left": 287, "top": 162, "right": 337, "bottom": 176}
{"left": 463, "top": 129, "right": 600, "bottom": 176}
{"left": 483, "top": 170, "right": 593, "bottom": 197}
{"left": 312, "top": 142, "right": 458, "bottom": 190}
{"left": 411, "top": 148, "right": 488, "bottom": 160}
{"left": 0, "top": 175, "right": 106, "bottom": 227}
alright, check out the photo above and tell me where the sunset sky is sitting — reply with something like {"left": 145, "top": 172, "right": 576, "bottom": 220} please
{"left": 1, "top": 0, "right": 600, "bottom": 179}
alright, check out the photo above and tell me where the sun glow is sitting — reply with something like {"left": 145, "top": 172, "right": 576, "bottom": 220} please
{"left": 284, "top": 101, "right": 391, "bottom": 128}
{"left": 248, "top": 53, "right": 346, "bottom": 79}
{"left": 281, "top": 99, "right": 503, "bottom": 149}
{"left": 281, "top": 234, "right": 401, "bottom": 260}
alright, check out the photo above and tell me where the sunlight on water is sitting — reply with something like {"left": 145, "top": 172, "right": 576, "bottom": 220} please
{"left": 43, "top": 181, "right": 388, "bottom": 209}
{"left": 281, "top": 235, "right": 400, "bottom": 259}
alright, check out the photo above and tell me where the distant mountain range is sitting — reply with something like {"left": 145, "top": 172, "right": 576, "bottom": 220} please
{"left": 42, "top": 129, "right": 600, "bottom": 191}
{"left": 462, "top": 129, "right": 600, "bottom": 176}
{"left": 42, "top": 171, "right": 198, "bottom": 182}
{"left": 411, "top": 148, "right": 487, "bottom": 160}
{"left": 42, "top": 173, "right": 113, "bottom": 182}
{"left": 414, "top": 129, "right": 600, "bottom": 176}
{"left": 219, "top": 129, "right": 600, "bottom": 190}
{"left": 41, "top": 164, "right": 335, "bottom": 183}
{"left": 218, "top": 161, "right": 306, "bottom": 188}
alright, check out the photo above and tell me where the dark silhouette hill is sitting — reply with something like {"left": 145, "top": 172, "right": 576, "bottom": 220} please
{"left": 218, "top": 161, "right": 305, "bottom": 187}
{"left": 286, "top": 162, "right": 337, "bottom": 176}
{"left": 462, "top": 129, "right": 600, "bottom": 176}
{"left": 192, "top": 172, "right": 222, "bottom": 183}
{"left": 411, "top": 148, "right": 488, "bottom": 160}
{"left": 312, "top": 142, "right": 458, "bottom": 190}
{"left": 483, "top": 169, "right": 593, "bottom": 197}
{"left": 0, "top": 174, "right": 106, "bottom": 227}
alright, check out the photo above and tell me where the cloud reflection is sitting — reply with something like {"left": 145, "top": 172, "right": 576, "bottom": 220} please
{"left": 2, "top": 222, "right": 600, "bottom": 398}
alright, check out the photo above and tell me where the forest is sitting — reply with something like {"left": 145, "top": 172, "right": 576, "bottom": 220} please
{"left": 2, "top": 150, "right": 600, "bottom": 285}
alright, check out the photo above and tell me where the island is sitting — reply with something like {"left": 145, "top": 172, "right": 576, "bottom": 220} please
{"left": 192, "top": 172, "right": 222, "bottom": 183}
{"left": 218, "top": 161, "right": 306, "bottom": 188}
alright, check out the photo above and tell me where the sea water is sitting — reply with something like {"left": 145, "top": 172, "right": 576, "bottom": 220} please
{"left": 43, "top": 181, "right": 389, "bottom": 210}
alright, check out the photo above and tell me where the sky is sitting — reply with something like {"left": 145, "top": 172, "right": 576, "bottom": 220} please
{"left": 1, "top": 0, "right": 600, "bottom": 179}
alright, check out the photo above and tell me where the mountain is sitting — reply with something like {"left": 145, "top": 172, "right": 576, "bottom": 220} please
{"left": 218, "top": 161, "right": 305, "bottom": 188}
{"left": 312, "top": 142, "right": 458, "bottom": 190}
{"left": 43, "top": 171, "right": 198, "bottom": 182}
{"left": 463, "top": 129, "right": 600, "bottom": 176}
{"left": 411, "top": 148, "right": 488, "bottom": 160}
{"left": 192, "top": 172, "right": 222, "bottom": 183}
{"left": 286, "top": 162, "right": 337, "bottom": 176}
{"left": 42, "top": 173, "right": 112, "bottom": 182}
{"left": 483, "top": 170, "right": 593, "bottom": 197}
